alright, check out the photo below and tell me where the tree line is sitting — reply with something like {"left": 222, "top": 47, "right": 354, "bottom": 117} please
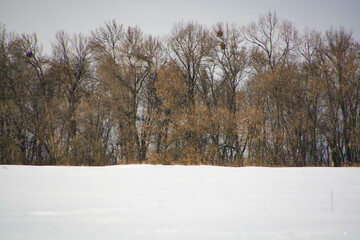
{"left": 1, "top": 12, "right": 359, "bottom": 166}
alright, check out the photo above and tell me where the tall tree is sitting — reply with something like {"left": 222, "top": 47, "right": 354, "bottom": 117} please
{"left": 91, "top": 21, "right": 161, "bottom": 163}
{"left": 166, "top": 21, "right": 214, "bottom": 164}
{"left": 50, "top": 31, "right": 94, "bottom": 165}
{"left": 320, "top": 28, "right": 360, "bottom": 166}
{"left": 244, "top": 12, "right": 300, "bottom": 165}
{"left": 211, "top": 23, "right": 248, "bottom": 165}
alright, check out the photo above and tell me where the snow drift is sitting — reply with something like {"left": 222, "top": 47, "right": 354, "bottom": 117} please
{"left": 1, "top": 165, "right": 360, "bottom": 239}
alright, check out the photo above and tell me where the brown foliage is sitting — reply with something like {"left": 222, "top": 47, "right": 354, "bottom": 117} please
{"left": 1, "top": 14, "right": 359, "bottom": 166}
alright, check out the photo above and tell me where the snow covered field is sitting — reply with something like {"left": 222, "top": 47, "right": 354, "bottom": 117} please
{"left": 1, "top": 165, "right": 360, "bottom": 240}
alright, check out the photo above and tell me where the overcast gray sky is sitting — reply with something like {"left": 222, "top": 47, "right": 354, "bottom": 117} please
{"left": 1, "top": 0, "right": 359, "bottom": 54}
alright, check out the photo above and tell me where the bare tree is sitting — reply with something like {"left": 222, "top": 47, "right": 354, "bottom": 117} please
{"left": 211, "top": 22, "right": 248, "bottom": 165}
{"left": 319, "top": 28, "right": 360, "bottom": 166}
{"left": 243, "top": 12, "right": 301, "bottom": 165}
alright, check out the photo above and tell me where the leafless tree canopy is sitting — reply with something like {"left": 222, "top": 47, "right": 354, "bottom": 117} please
{"left": 1, "top": 13, "right": 359, "bottom": 166}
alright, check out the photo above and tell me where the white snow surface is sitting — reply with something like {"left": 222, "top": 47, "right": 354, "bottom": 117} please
{"left": 1, "top": 165, "right": 360, "bottom": 240}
